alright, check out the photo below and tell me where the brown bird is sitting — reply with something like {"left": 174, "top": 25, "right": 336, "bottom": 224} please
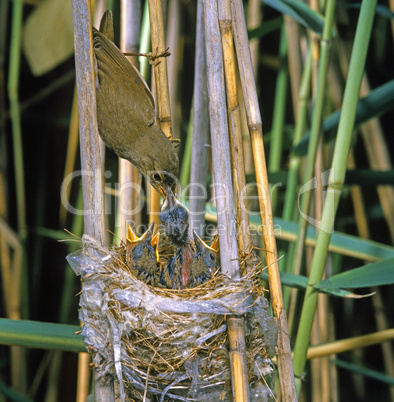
{"left": 187, "top": 231, "right": 220, "bottom": 288}
{"left": 126, "top": 222, "right": 160, "bottom": 286}
{"left": 93, "top": 11, "right": 179, "bottom": 196}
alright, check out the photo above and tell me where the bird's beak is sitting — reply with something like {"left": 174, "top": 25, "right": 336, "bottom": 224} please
{"left": 126, "top": 222, "right": 155, "bottom": 251}
{"left": 151, "top": 232, "right": 160, "bottom": 262}
{"left": 193, "top": 231, "right": 220, "bottom": 258}
{"left": 157, "top": 184, "right": 167, "bottom": 199}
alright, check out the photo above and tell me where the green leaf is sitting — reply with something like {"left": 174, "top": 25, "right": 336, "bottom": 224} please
{"left": 345, "top": 3, "right": 394, "bottom": 19}
{"left": 0, "top": 318, "right": 85, "bottom": 352}
{"left": 314, "top": 257, "right": 394, "bottom": 290}
{"left": 248, "top": 17, "right": 283, "bottom": 39}
{"left": 0, "top": 382, "right": 33, "bottom": 402}
{"left": 247, "top": 169, "right": 394, "bottom": 187}
{"left": 197, "top": 202, "right": 394, "bottom": 262}
{"left": 333, "top": 358, "right": 394, "bottom": 385}
{"left": 262, "top": 0, "right": 325, "bottom": 34}
{"left": 294, "top": 79, "right": 394, "bottom": 156}
{"left": 261, "top": 271, "right": 371, "bottom": 298}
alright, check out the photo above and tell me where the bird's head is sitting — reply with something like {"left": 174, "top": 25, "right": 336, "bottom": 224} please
{"left": 149, "top": 170, "right": 178, "bottom": 198}
{"left": 159, "top": 188, "right": 189, "bottom": 245}
{"left": 126, "top": 222, "right": 160, "bottom": 263}
{"left": 193, "top": 231, "right": 220, "bottom": 271}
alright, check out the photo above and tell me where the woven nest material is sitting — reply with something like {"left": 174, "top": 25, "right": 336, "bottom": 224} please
{"left": 67, "top": 234, "right": 278, "bottom": 401}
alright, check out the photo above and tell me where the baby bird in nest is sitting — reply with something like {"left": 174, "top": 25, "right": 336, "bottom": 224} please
{"left": 159, "top": 189, "right": 221, "bottom": 289}
{"left": 187, "top": 231, "right": 220, "bottom": 288}
{"left": 159, "top": 188, "right": 193, "bottom": 289}
{"left": 126, "top": 223, "right": 159, "bottom": 286}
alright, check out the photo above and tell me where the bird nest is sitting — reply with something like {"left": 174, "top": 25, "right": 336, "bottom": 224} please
{"left": 67, "top": 234, "right": 278, "bottom": 401}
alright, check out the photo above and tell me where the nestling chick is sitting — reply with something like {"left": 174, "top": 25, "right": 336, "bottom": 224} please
{"left": 127, "top": 223, "right": 159, "bottom": 286}
{"left": 187, "top": 231, "right": 220, "bottom": 288}
{"left": 159, "top": 189, "right": 193, "bottom": 289}
{"left": 159, "top": 188, "right": 189, "bottom": 246}
{"left": 93, "top": 11, "right": 179, "bottom": 196}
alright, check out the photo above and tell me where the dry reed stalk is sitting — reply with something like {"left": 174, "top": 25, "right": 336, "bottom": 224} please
{"left": 76, "top": 352, "right": 91, "bottom": 402}
{"left": 307, "top": 329, "right": 394, "bottom": 359}
{"left": 119, "top": 0, "right": 142, "bottom": 238}
{"left": 230, "top": 0, "right": 297, "bottom": 400}
{"left": 284, "top": 15, "right": 302, "bottom": 117}
{"left": 147, "top": 0, "right": 173, "bottom": 224}
{"left": 72, "top": 1, "right": 114, "bottom": 400}
{"left": 219, "top": 0, "right": 251, "bottom": 251}
{"left": 203, "top": 1, "right": 250, "bottom": 400}
{"left": 247, "top": 0, "right": 261, "bottom": 80}
{"left": 189, "top": 0, "right": 210, "bottom": 237}
{"left": 147, "top": 0, "right": 172, "bottom": 140}
{"left": 59, "top": 91, "right": 79, "bottom": 227}
{"left": 166, "top": 0, "right": 181, "bottom": 141}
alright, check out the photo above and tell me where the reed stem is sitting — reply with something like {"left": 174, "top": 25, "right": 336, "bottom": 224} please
{"left": 230, "top": 0, "right": 297, "bottom": 399}
{"left": 292, "top": 0, "right": 378, "bottom": 393}
{"left": 147, "top": 0, "right": 173, "bottom": 224}
{"left": 189, "top": 0, "right": 210, "bottom": 237}
{"left": 289, "top": 0, "right": 336, "bottom": 291}
{"left": 203, "top": 1, "right": 249, "bottom": 399}
{"left": 118, "top": 0, "right": 142, "bottom": 239}
{"left": 72, "top": 0, "right": 114, "bottom": 399}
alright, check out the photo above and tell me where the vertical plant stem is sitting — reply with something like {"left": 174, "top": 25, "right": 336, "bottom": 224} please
{"left": 284, "top": 14, "right": 302, "bottom": 116}
{"left": 292, "top": 0, "right": 378, "bottom": 393}
{"left": 166, "top": 0, "right": 181, "bottom": 141}
{"left": 230, "top": 0, "right": 297, "bottom": 399}
{"left": 189, "top": 0, "right": 210, "bottom": 237}
{"left": 268, "top": 26, "right": 288, "bottom": 214}
{"left": 59, "top": 91, "right": 79, "bottom": 227}
{"left": 219, "top": 0, "right": 251, "bottom": 252}
{"left": 147, "top": 0, "right": 172, "bottom": 140}
{"left": 179, "top": 106, "right": 193, "bottom": 189}
{"left": 247, "top": 0, "right": 262, "bottom": 80}
{"left": 119, "top": 0, "right": 142, "bottom": 239}
{"left": 282, "top": 45, "right": 313, "bottom": 315}
{"left": 203, "top": 1, "right": 249, "bottom": 399}
{"left": 147, "top": 0, "right": 173, "bottom": 225}
{"left": 7, "top": 0, "right": 26, "bottom": 392}
{"left": 282, "top": 45, "right": 312, "bottom": 225}
{"left": 72, "top": 0, "right": 114, "bottom": 400}
{"left": 289, "top": 0, "right": 336, "bottom": 286}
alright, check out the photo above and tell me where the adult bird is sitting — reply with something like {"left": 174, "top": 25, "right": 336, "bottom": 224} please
{"left": 159, "top": 189, "right": 193, "bottom": 289}
{"left": 92, "top": 11, "right": 179, "bottom": 196}
{"left": 187, "top": 231, "right": 220, "bottom": 288}
{"left": 126, "top": 222, "right": 160, "bottom": 286}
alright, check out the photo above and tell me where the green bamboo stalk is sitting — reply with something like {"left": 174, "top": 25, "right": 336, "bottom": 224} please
{"left": 281, "top": 45, "right": 313, "bottom": 309}
{"left": 282, "top": 45, "right": 313, "bottom": 224}
{"left": 292, "top": 0, "right": 378, "bottom": 393}
{"left": 289, "top": 0, "right": 337, "bottom": 281}
{"left": 139, "top": 1, "right": 151, "bottom": 80}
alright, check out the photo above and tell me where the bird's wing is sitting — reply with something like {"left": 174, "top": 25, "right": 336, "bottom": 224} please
{"left": 92, "top": 28, "right": 156, "bottom": 119}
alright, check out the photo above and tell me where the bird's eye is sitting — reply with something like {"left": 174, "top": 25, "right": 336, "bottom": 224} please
{"left": 209, "top": 254, "right": 215, "bottom": 261}
{"left": 153, "top": 173, "right": 162, "bottom": 182}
